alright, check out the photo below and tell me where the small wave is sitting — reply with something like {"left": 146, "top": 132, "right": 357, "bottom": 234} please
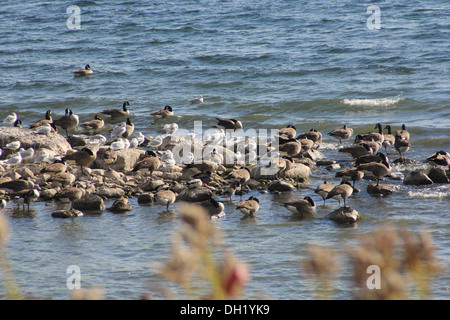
{"left": 341, "top": 98, "right": 404, "bottom": 107}
{"left": 408, "top": 185, "right": 450, "bottom": 200}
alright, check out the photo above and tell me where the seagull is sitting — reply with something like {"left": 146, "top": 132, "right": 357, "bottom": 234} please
{"left": 0, "top": 152, "right": 22, "bottom": 166}
{"left": 189, "top": 95, "right": 204, "bottom": 104}
{"left": 19, "top": 148, "right": 35, "bottom": 162}
{"left": 129, "top": 138, "right": 139, "bottom": 148}
{"left": 86, "top": 134, "right": 107, "bottom": 146}
{"left": 3, "top": 113, "right": 17, "bottom": 126}
{"left": 162, "top": 123, "right": 178, "bottom": 136}
{"left": 110, "top": 122, "right": 127, "bottom": 138}
{"left": 110, "top": 138, "right": 128, "bottom": 151}
{"left": 5, "top": 140, "right": 21, "bottom": 150}
{"left": 34, "top": 123, "right": 53, "bottom": 135}
{"left": 149, "top": 135, "right": 163, "bottom": 148}
{"left": 132, "top": 132, "right": 145, "bottom": 146}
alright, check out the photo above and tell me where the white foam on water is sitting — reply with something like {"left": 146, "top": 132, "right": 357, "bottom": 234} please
{"left": 341, "top": 98, "right": 404, "bottom": 108}
{"left": 408, "top": 185, "right": 450, "bottom": 200}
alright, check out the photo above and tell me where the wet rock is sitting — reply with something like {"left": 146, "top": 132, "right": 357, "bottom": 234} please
{"left": 0, "top": 127, "right": 71, "bottom": 156}
{"left": 427, "top": 167, "right": 449, "bottom": 184}
{"left": 403, "top": 171, "right": 433, "bottom": 186}
{"left": 94, "top": 147, "right": 145, "bottom": 171}
{"left": 177, "top": 186, "right": 213, "bottom": 202}
{"left": 325, "top": 206, "right": 360, "bottom": 223}
{"left": 96, "top": 186, "right": 125, "bottom": 198}
{"left": 73, "top": 194, "right": 105, "bottom": 211}
{"left": 267, "top": 180, "right": 296, "bottom": 192}
{"left": 108, "top": 197, "right": 132, "bottom": 213}
{"left": 137, "top": 193, "right": 154, "bottom": 204}
{"left": 39, "top": 188, "right": 61, "bottom": 200}
{"left": 367, "top": 184, "right": 396, "bottom": 197}
{"left": 250, "top": 162, "right": 310, "bottom": 181}
{"left": 139, "top": 179, "right": 165, "bottom": 192}
{"left": 52, "top": 209, "right": 84, "bottom": 218}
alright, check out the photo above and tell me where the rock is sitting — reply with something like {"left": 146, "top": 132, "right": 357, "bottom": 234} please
{"left": 39, "top": 188, "right": 61, "bottom": 200}
{"left": 94, "top": 147, "right": 145, "bottom": 171}
{"left": 367, "top": 184, "right": 396, "bottom": 197}
{"left": 16, "top": 167, "right": 35, "bottom": 179}
{"left": 267, "top": 180, "right": 296, "bottom": 192}
{"left": 73, "top": 194, "right": 105, "bottom": 211}
{"left": 0, "top": 127, "right": 71, "bottom": 156}
{"left": 403, "top": 171, "right": 433, "bottom": 186}
{"left": 96, "top": 186, "right": 125, "bottom": 198}
{"left": 427, "top": 167, "right": 449, "bottom": 184}
{"left": 139, "top": 179, "right": 165, "bottom": 192}
{"left": 177, "top": 186, "right": 213, "bottom": 202}
{"left": 325, "top": 206, "right": 360, "bottom": 223}
{"left": 137, "top": 193, "right": 154, "bottom": 204}
{"left": 52, "top": 209, "right": 84, "bottom": 218}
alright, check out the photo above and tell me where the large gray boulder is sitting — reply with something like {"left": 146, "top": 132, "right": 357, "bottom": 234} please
{"left": 0, "top": 127, "right": 72, "bottom": 157}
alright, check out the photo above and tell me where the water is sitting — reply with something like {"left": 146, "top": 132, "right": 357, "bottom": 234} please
{"left": 0, "top": 1, "right": 449, "bottom": 300}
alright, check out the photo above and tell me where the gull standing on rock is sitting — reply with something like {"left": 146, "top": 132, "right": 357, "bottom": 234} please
{"left": 3, "top": 113, "right": 17, "bottom": 126}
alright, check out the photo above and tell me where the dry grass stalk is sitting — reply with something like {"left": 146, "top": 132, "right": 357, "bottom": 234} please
{"left": 158, "top": 203, "right": 249, "bottom": 299}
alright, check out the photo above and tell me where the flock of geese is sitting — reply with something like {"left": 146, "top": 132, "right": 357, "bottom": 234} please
{"left": 0, "top": 65, "right": 448, "bottom": 219}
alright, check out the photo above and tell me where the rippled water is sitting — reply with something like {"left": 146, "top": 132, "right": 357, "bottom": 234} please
{"left": 0, "top": 1, "right": 449, "bottom": 300}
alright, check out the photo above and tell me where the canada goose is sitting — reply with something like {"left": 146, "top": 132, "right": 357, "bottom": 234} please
{"left": 154, "top": 187, "right": 176, "bottom": 210}
{"left": 279, "top": 125, "right": 297, "bottom": 138}
{"left": 357, "top": 153, "right": 391, "bottom": 186}
{"left": 102, "top": 101, "right": 130, "bottom": 118}
{"left": 184, "top": 160, "right": 219, "bottom": 173}
{"left": 73, "top": 64, "right": 93, "bottom": 76}
{"left": 328, "top": 125, "right": 354, "bottom": 144}
{"left": 0, "top": 199, "right": 6, "bottom": 210}
{"left": 354, "top": 135, "right": 382, "bottom": 153}
{"left": 101, "top": 148, "right": 118, "bottom": 165}
{"left": 298, "top": 137, "right": 314, "bottom": 154}
{"left": 108, "top": 196, "right": 132, "bottom": 213}
{"left": 335, "top": 167, "right": 364, "bottom": 188}
{"left": 29, "top": 110, "right": 52, "bottom": 129}
{"left": 383, "top": 125, "right": 395, "bottom": 151}
{"left": 189, "top": 95, "right": 204, "bottom": 104}
{"left": 12, "top": 188, "right": 40, "bottom": 211}
{"left": 194, "top": 198, "right": 225, "bottom": 218}
{"left": 278, "top": 138, "right": 301, "bottom": 157}
{"left": 297, "top": 129, "right": 323, "bottom": 149}
{"left": 221, "top": 181, "right": 240, "bottom": 202}
{"left": 120, "top": 118, "right": 134, "bottom": 138}
{"left": 81, "top": 115, "right": 104, "bottom": 131}
{"left": 355, "top": 152, "right": 384, "bottom": 166}
{"left": 283, "top": 196, "right": 316, "bottom": 214}
{"left": 63, "top": 147, "right": 96, "bottom": 171}
{"left": 40, "top": 159, "right": 67, "bottom": 174}
{"left": 0, "top": 177, "right": 34, "bottom": 193}
{"left": 13, "top": 119, "right": 22, "bottom": 127}
{"left": 276, "top": 156, "right": 295, "bottom": 178}
{"left": 395, "top": 124, "right": 410, "bottom": 140}
{"left": 426, "top": 150, "right": 450, "bottom": 166}
{"left": 132, "top": 150, "right": 160, "bottom": 177}
{"left": 52, "top": 109, "right": 79, "bottom": 137}
{"left": 236, "top": 196, "right": 260, "bottom": 215}
{"left": 360, "top": 123, "right": 384, "bottom": 143}
{"left": 314, "top": 181, "right": 335, "bottom": 205}
{"left": 339, "top": 142, "right": 373, "bottom": 159}
{"left": 394, "top": 136, "right": 411, "bottom": 159}
{"left": 151, "top": 105, "right": 173, "bottom": 118}
{"left": 215, "top": 118, "right": 243, "bottom": 132}
{"left": 226, "top": 167, "right": 251, "bottom": 186}
{"left": 192, "top": 171, "right": 213, "bottom": 185}
{"left": 48, "top": 172, "right": 76, "bottom": 188}
{"left": 326, "top": 181, "right": 354, "bottom": 208}
{"left": 3, "top": 113, "right": 17, "bottom": 126}
{"left": 54, "top": 186, "right": 85, "bottom": 209}
{"left": 186, "top": 178, "right": 203, "bottom": 189}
